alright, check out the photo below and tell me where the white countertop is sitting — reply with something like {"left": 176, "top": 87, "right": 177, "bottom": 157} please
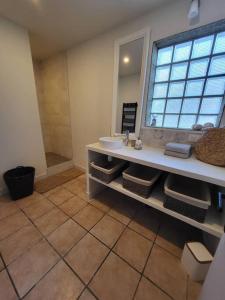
{"left": 87, "top": 143, "right": 225, "bottom": 187}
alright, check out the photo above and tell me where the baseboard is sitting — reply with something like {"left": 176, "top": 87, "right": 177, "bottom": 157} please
{"left": 73, "top": 163, "right": 85, "bottom": 172}
{"left": 35, "top": 172, "right": 48, "bottom": 182}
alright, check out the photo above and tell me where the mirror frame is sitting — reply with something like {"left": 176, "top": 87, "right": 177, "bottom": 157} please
{"left": 111, "top": 27, "right": 151, "bottom": 137}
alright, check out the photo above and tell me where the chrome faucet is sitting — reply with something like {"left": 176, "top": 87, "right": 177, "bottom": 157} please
{"left": 124, "top": 130, "right": 129, "bottom": 146}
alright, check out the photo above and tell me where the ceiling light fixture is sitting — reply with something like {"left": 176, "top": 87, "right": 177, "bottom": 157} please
{"left": 188, "top": 0, "right": 199, "bottom": 21}
{"left": 123, "top": 56, "right": 130, "bottom": 64}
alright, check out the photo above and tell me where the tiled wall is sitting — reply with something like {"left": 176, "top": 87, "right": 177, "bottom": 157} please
{"left": 33, "top": 53, "right": 73, "bottom": 159}
{"left": 141, "top": 127, "right": 203, "bottom": 148}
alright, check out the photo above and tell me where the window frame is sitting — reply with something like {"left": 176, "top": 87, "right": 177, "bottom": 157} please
{"left": 145, "top": 19, "right": 225, "bottom": 130}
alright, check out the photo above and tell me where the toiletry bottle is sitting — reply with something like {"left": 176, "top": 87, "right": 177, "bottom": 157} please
{"left": 134, "top": 137, "right": 143, "bottom": 150}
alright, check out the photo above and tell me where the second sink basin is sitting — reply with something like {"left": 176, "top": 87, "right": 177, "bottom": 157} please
{"left": 99, "top": 137, "right": 123, "bottom": 149}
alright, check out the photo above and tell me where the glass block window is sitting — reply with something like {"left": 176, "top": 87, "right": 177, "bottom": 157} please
{"left": 146, "top": 25, "right": 225, "bottom": 129}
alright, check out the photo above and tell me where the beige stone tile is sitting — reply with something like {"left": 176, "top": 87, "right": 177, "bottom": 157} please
{"left": 187, "top": 278, "right": 202, "bottom": 300}
{"left": 0, "top": 224, "right": 42, "bottom": 265}
{"left": 79, "top": 289, "right": 96, "bottom": 300}
{"left": 34, "top": 207, "right": 68, "bottom": 236}
{"left": 0, "top": 256, "right": 4, "bottom": 271}
{"left": 59, "top": 196, "right": 87, "bottom": 217}
{"left": 47, "top": 188, "right": 74, "bottom": 206}
{"left": 8, "top": 239, "right": 59, "bottom": 297}
{"left": 24, "top": 260, "right": 84, "bottom": 300}
{"left": 73, "top": 204, "right": 104, "bottom": 230}
{"left": 77, "top": 189, "right": 89, "bottom": 202}
{"left": 129, "top": 206, "right": 160, "bottom": 241}
{"left": 90, "top": 189, "right": 116, "bottom": 213}
{"left": 108, "top": 196, "right": 138, "bottom": 225}
{"left": 64, "top": 179, "right": 85, "bottom": 195}
{"left": 144, "top": 244, "right": 187, "bottom": 300}
{"left": 77, "top": 174, "right": 86, "bottom": 184}
{"left": 113, "top": 228, "right": 153, "bottom": 272}
{"left": 65, "top": 233, "right": 109, "bottom": 284}
{"left": 90, "top": 252, "right": 140, "bottom": 300}
{"left": 0, "top": 211, "right": 30, "bottom": 241}
{"left": 47, "top": 219, "right": 86, "bottom": 256}
{"left": 155, "top": 217, "right": 190, "bottom": 258}
{"left": 62, "top": 178, "right": 77, "bottom": 188}
{"left": 0, "top": 270, "right": 18, "bottom": 300}
{"left": 0, "top": 201, "right": 19, "bottom": 220}
{"left": 42, "top": 186, "right": 62, "bottom": 197}
{"left": 16, "top": 192, "right": 45, "bottom": 209}
{"left": 91, "top": 215, "right": 125, "bottom": 248}
{"left": 22, "top": 199, "right": 54, "bottom": 220}
{"left": 135, "top": 276, "right": 171, "bottom": 300}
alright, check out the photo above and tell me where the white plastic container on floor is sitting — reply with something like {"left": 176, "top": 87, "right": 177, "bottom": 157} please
{"left": 181, "top": 242, "right": 213, "bottom": 281}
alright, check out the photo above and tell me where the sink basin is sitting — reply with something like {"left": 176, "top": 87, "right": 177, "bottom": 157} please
{"left": 99, "top": 137, "right": 123, "bottom": 149}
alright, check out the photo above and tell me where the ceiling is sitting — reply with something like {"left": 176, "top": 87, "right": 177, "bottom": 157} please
{"left": 119, "top": 37, "right": 144, "bottom": 77}
{"left": 0, "top": 0, "right": 173, "bottom": 60}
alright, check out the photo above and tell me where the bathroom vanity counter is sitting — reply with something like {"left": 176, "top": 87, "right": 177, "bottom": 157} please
{"left": 86, "top": 143, "right": 225, "bottom": 237}
{"left": 87, "top": 143, "right": 225, "bottom": 187}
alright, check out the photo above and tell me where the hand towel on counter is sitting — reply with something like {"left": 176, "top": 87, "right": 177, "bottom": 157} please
{"left": 164, "top": 149, "right": 190, "bottom": 159}
{"left": 165, "top": 142, "right": 192, "bottom": 154}
{"left": 164, "top": 143, "right": 192, "bottom": 159}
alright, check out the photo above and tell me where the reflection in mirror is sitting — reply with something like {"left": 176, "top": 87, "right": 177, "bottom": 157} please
{"left": 116, "top": 37, "right": 144, "bottom": 134}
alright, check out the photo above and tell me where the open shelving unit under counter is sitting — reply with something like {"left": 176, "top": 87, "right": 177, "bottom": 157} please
{"left": 86, "top": 143, "right": 225, "bottom": 238}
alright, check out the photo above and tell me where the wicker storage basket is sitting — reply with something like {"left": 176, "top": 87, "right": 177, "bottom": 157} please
{"left": 122, "top": 164, "right": 161, "bottom": 198}
{"left": 164, "top": 174, "right": 211, "bottom": 223}
{"left": 90, "top": 157, "right": 126, "bottom": 183}
{"left": 195, "top": 128, "right": 225, "bottom": 166}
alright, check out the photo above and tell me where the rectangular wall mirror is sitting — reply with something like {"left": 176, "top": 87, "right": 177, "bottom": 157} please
{"left": 111, "top": 28, "right": 150, "bottom": 137}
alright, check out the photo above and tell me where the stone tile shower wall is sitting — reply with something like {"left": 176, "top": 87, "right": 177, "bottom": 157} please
{"left": 33, "top": 53, "right": 73, "bottom": 159}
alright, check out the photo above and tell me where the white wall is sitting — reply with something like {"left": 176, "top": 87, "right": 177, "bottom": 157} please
{"left": 0, "top": 17, "right": 47, "bottom": 194}
{"left": 67, "top": 0, "right": 225, "bottom": 168}
{"left": 116, "top": 74, "right": 140, "bottom": 133}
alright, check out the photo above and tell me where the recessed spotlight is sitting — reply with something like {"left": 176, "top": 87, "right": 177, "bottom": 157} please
{"left": 123, "top": 56, "right": 130, "bottom": 64}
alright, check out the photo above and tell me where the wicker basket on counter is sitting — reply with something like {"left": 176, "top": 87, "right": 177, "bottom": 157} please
{"left": 194, "top": 128, "right": 225, "bottom": 167}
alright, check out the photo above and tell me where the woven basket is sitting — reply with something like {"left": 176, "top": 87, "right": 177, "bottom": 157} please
{"left": 194, "top": 128, "right": 225, "bottom": 166}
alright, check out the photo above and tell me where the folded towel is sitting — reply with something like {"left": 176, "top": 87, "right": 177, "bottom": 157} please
{"left": 165, "top": 142, "right": 192, "bottom": 154}
{"left": 164, "top": 150, "right": 191, "bottom": 159}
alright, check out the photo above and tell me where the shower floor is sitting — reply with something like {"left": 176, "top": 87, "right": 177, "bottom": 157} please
{"left": 45, "top": 152, "right": 70, "bottom": 167}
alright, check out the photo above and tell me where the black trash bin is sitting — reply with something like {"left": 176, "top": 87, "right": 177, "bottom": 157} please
{"left": 4, "top": 166, "right": 35, "bottom": 200}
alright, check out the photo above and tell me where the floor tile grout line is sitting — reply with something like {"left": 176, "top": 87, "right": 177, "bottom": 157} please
{"left": 77, "top": 286, "right": 98, "bottom": 300}
{"left": 15, "top": 190, "right": 108, "bottom": 299}
{"left": 2, "top": 182, "right": 188, "bottom": 300}
{"left": 62, "top": 193, "right": 178, "bottom": 299}
{"left": 84, "top": 216, "right": 134, "bottom": 299}
{"left": 17, "top": 200, "right": 163, "bottom": 300}
{"left": 131, "top": 219, "right": 178, "bottom": 300}
{"left": 45, "top": 184, "right": 196, "bottom": 299}
{"left": 0, "top": 253, "right": 21, "bottom": 299}
{"left": 1, "top": 223, "right": 44, "bottom": 268}
{"left": 0, "top": 219, "right": 31, "bottom": 244}
{"left": 131, "top": 220, "right": 161, "bottom": 300}
{"left": 0, "top": 208, "right": 22, "bottom": 223}
{"left": 18, "top": 212, "right": 89, "bottom": 299}
{"left": 47, "top": 193, "right": 75, "bottom": 207}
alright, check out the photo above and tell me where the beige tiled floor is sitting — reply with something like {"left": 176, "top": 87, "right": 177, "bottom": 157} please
{"left": 0, "top": 174, "right": 203, "bottom": 300}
